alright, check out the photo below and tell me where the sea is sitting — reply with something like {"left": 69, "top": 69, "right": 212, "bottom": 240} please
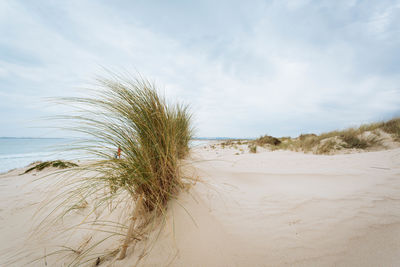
{"left": 0, "top": 138, "right": 212, "bottom": 174}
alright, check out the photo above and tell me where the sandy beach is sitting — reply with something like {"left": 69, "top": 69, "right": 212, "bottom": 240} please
{"left": 1, "top": 144, "right": 400, "bottom": 266}
{"left": 3, "top": 1, "right": 400, "bottom": 266}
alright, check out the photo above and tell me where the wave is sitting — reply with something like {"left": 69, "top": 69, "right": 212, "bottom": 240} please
{"left": 0, "top": 152, "right": 57, "bottom": 160}
{"left": 0, "top": 139, "right": 212, "bottom": 173}
{"left": 0, "top": 151, "right": 83, "bottom": 173}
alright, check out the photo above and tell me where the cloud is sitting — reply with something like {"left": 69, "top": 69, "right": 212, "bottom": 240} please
{"left": 0, "top": 0, "right": 399, "bottom": 137}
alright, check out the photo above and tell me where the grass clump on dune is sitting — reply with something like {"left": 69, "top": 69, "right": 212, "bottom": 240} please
{"left": 381, "top": 118, "right": 400, "bottom": 140}
{"left": 249, "top": 144, "right": 257, "bottom": 153}
{"left": 340, "top": 130, "right": 369, "bottom": 149}
{"left": 52, "top": 74, "right": 193, "bottom": 262}
{"left": 248, "top": 117, "right": 399, "bottom": 154}
{"left": 255, "top": 135, "right": 281, "bottom": 146}
{"left": 286, "top": 119, "right": 400, "bottom": 153}
{"left": 293, "top": 127, "right": 381, "bottom": 153}
{"left": 24, "top": 160, "right": 78, "bottom": 174}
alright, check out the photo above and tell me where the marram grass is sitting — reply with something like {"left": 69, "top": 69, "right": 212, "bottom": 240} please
{"left": 24, "top": 160, "right": 78, "bottom": 174}
{"left": 47, "top": 74, "right": 193, "bottom": 263}
{"left": 234, "top": 117, "right": 400, "bottom": 155}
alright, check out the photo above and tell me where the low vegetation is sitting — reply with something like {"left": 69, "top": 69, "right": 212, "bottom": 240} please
{"left": 24, "top": 160, "right": 78, "bottom": 174}
{"left": 217, "top": 118, "right": 400, "bottom": 155}
{"left": 249, "top": 144, "right": 257, "bottom": 153}
{"left": 38, "top": 74, "right": 193, "bottom": 264}
{"left": 381, "top": 118, "right": 400, "bottom": 141}
{"left": 255, "top": 135, "right": 281, "bottom": 146}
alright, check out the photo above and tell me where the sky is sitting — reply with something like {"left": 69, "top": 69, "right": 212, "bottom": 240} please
{"left": 0, "top": 0, "right": 400, "bottom": 138}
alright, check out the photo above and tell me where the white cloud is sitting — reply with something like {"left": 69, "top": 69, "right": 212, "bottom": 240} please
{"left": 0, "top": 0, "right": 399, "bottom": 137}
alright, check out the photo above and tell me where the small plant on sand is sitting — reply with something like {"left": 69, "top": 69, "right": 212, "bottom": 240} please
{"left": 255, "top": 135, "right": 281, "bottom": 146}
{"left": 249, "top": 144, "right": 257, "bottom": 153}
{"left": 340, "top": 131, "right": 368, "bottom": 149}
{"left": 339, "top": 130, "right": 380, "bottom": 149}
{"left": 381, "top": 118, "right": 400, "bottom": 141}
{"left": 298, "top": 133, "right": 317, "bottom": 141}
{"left": 24, "top": 160, "right": 78, "bottom": 174}
{"left": 316, "top": 140, "right": 337, "bottom": 154}
{"left": 45, "top": 74, "right": 193, "bottom": 264}
{"left": 220, "top": 140, "right": 233, "bottom": 148}
{"left": 294, "top": 134, "right": 319, "bottom": 152}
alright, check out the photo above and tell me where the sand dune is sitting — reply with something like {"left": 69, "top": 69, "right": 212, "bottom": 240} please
{"left": 1, "top": 146, "right": 400, "bottom": 266}
{"left": 120, "top": 146, "right": 400, "bottom": 266}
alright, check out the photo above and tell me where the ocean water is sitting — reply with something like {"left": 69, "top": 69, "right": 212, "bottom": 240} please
{"left": 0, "top": 138, "right": 211, "bottom": 173}
{"left": 0, "top": 138, "right": 79, "bottom": 173}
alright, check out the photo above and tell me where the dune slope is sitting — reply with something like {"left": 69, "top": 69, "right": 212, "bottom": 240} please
{"left": 119, "top": 146, "right": 400, "bottom": 266}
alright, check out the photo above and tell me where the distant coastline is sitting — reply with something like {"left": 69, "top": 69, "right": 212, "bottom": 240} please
{"left": 0, "top": 137, "right": 69, "bottom": 140}
{"left": 193, "top": 137, "right": 253, "bottom": 141}
{"left": 1, "top": 136, "right": 254, "bottom": 141}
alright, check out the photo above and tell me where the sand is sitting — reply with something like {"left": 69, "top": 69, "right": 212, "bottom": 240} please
{"left": 1, "top": 145, "right": 400, "bottom": 266}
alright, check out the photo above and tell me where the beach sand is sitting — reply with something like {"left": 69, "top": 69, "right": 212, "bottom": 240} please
{"left": 1, "top": 145, "right": 400, "bottom": 266}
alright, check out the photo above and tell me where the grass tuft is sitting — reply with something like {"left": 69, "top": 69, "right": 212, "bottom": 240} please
{"left": 316, "top": 140, "right": 338, "bottom": 154}
{"left": 255, "top": 135, "right": 281, "bottom": 146}
{"left": 63, "top": 75, "right": 193, "bottom": 213}
{"left": 249, "top": 144, "right": 257, "bottom": 153}
{"left": 340, "top": 130, "right": 368, "bottom": 149}
{"left": 24, "top": 160, "right": 78, "bottom": 174}
{"left": 247, "top": 117, "right": 399, "bottom": 154}
{"left": 43, "top": 74, "right": 193, "bottom": 263}
{"left": 381, "top": 118, "right": 400, "bottom": 140}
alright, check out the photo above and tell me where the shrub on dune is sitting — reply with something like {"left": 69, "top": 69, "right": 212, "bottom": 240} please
{"left": 340, "top": 130, "right": 368, "bottom": 149}
{"left": 249, "top": 144, "right": 257, "bottom": 153}
{"left": 255, "top": 135, "right": 281, "bottom": 146}
{"left": 24, "top": 160, "right": 78, "bottom": 174}
{"left": 381, "top": 118, "right": 400, "bottom": 140}
{"left": 55, "top": 74, "right": 193, "bottom": 261}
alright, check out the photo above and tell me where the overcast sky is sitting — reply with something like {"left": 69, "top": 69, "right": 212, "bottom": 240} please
{"left": 1, "top": 0, "right": 399, "bottom": 138}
